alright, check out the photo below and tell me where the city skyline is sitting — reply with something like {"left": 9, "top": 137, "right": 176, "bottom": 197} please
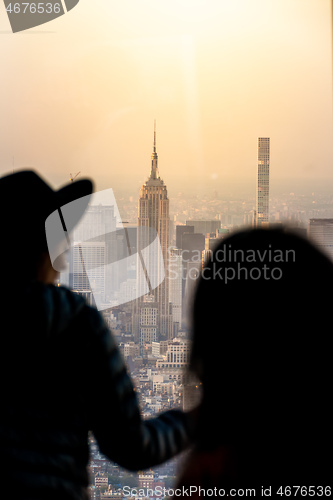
{"left": 1, "top": 1, "right": 332, "bottom": 495}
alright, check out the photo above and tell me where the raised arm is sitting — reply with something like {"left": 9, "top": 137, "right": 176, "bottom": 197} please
{"left": 83, "top": 306, "right": 196, "bottom": 470}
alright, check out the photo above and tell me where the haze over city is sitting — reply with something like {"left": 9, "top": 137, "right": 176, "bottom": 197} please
{"left": 0, "top": 0, "right": 332, "bottom": 200}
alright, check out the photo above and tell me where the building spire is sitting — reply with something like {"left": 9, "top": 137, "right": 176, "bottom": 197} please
{"left": 153, "top": 119, "right": 156, "bottom": 153}
{"left": 150, "top": 119, "right": 159, "bottom": 180}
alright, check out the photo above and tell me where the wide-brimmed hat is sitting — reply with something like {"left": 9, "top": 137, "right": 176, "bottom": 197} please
{"left": 0, "top": 169, "right": 93, "bottom": 269}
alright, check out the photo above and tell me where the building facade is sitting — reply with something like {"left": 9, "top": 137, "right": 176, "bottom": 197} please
{"left": 185, "top": 220, "right": 221, "bottom": 236}
{"left": 69, "top": 241, "right": 105, "bottom": 307}
{"left": 308, "top": 218, "right": 333, "bottom": 261}
{"left": 133, "top": 125, "right": 173, "bottom": 343}
{"left": 156, "top": 338, "right": 191, "bottom": 369}
{"left": 60, "top": 204, "right": 117, "bottom": 308}
{"left": 169, "top": 248, "right": 182, "bottom": 327}
{"left": 256, "top": 137, "right": 270, "bottom": 227}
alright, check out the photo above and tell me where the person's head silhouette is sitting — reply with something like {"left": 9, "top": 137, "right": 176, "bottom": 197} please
{"left": 183, "top": 226, "right": 332, "bottom": 485}
{"left": 0, "top": 169, "right": 93, "bottom": 284}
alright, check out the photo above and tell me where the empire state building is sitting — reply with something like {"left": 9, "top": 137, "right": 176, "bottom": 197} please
{"left": 133, "top": 124, "right": 173, "bottom": 343}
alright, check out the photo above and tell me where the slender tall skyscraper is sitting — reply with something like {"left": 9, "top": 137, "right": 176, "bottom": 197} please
{"left": 133, "top": 123, "right": 173, "bottom": 343}
{"left": 256, "top": 137, "right": 270, "bottom": 227}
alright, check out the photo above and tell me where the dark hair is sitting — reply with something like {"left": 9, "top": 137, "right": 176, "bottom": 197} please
{"left": 190, "top": 227, "right": 333, "bottom": 445}
{"left": 1, "top": 230, "right": 48, "bottom": 285}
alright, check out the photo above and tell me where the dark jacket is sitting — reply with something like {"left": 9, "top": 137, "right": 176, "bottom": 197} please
{"left": 0, "top": 282, "right": 193, "bottom": 499}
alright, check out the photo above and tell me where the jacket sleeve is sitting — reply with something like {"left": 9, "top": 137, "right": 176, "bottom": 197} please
{"left": 83, "top": 305, "right": 195, "bottom": 471}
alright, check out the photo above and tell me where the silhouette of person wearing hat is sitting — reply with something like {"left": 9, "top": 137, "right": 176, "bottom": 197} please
{"left": 0, "top": 170, "right": 196, "bottom": 500}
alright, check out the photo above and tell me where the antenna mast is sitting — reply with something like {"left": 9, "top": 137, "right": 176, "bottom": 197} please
{"left": 70, "top": 171, "right": 81, "bottom": 182}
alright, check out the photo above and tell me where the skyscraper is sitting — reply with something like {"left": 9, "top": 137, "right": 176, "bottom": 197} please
{"left": 169, "top": 247, "right": 182, "bottom": 329}
{"left": 60, "top": 204, "right": 117, "bottom": 308}
{"left": 308, "top": 219, "right": 333, "bottom": 261}
{"left": 256, "top": 137, "right": 270, "bottom": 227}
{"left": 133, "top": 123, "right": 173, "bottom": 343}
{"left": 69, "top": 241, "right": 105, "bottom": 306}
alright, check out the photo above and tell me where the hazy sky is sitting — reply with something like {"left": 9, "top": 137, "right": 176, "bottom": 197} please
{"left": 0, "top": 0, "right": 332, "bottom": 198}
